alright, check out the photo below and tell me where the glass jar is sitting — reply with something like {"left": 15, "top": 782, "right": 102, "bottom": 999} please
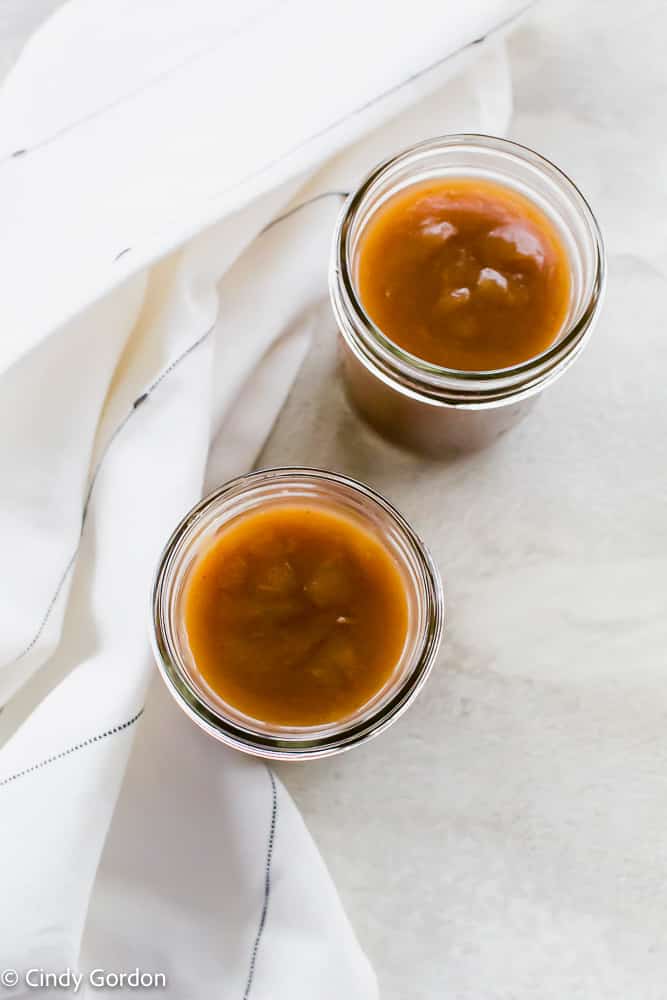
{"left": 151, "top": 468, "right": 444, "bottom": 760}
{"left": 330, "top": 134, "right": 606, "bottom": 455}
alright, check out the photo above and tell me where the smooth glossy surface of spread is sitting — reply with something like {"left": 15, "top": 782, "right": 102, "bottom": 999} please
{"left": 184, "top": 504, "right": 409, "bottom": 727}
{"left": 357, "top": 177, "right": 571, "bottom": 370}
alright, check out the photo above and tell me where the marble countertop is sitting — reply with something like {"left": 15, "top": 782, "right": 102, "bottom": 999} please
{"left": 3, "top": 1, "right": 665, "bottom": 996}
{"left": 262, "top": 2, "right": 667, "bottom": 996}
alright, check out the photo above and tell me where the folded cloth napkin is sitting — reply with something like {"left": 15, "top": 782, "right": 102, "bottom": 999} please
{"left": 0, "top": 1, "right": 525, "bottom": 995}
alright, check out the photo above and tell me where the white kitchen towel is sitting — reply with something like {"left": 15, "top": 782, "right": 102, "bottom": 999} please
{"left": 0, "top": 2, "right": 524, "bottom": 996}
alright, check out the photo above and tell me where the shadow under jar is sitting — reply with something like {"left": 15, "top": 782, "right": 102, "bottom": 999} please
{"left": 151, "top": 469, "right": 444, "bottom": 760}
{"left": 330, "top": 134, "right": 606, "bottom": 455}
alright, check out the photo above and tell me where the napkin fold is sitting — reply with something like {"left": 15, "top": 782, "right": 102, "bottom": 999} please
{"left": 0, "top": 2, "right": 524, "bottom": 995}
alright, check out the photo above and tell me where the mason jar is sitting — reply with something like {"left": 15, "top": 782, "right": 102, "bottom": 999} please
{"left": 330, "top": 134, "right": 606, "bottom": 455}
{"left": 151, "top": 468, "right": 444, "bottom": 760}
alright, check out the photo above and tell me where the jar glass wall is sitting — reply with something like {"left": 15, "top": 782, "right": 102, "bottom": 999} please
{"left": 151, "top": 468, "right": 444, "bottom": 760}
{"left": 330, "top": 134, "right": 606, "bottom": 455}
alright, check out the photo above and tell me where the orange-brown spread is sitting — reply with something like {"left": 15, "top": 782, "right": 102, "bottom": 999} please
{"left": 357, "top": 177, "right": 571, "bottom": 370}
{"left": 184, "top": 504, "right": 408, "bottom": 727}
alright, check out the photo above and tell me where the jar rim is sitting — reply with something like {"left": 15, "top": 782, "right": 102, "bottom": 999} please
{"left": 331, "top": 133, "right": 606, "bottom": 406}
{"left": 150, "top": 467, "right": 445, "bottom": 760}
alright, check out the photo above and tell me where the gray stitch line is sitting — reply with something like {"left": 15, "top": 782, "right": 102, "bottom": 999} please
{"left": 81, "top": 407, "right": 136, "bottom": 524}
{"left": 0, "top": 708, "right": 144, "bottom": 787}
{"left": 10, "top": 406, "right": 136, "bottom": 666}
{"left": 259, "top": 190, "right": 348, "bottom": 235}
{"left": 5, "top": 186, "right": 350, "bottom": 672}
{"left": 7, "top": 2, "right": 528, "bottom": 243}
{"left": 4, "top": 0, "right": 285, "bottom": 163}
{"left": 146, "top": 322, "right": 216, "bottom": 394}
{"left": 106, "top": 38, "right": 495, "bottom": 265}
{"left": 243, "top": 765, "right": 278, "bottom": 1000}
{"left": 113, "top": 188, "right": 348, "bottom": 264}
{"left": 2, "top": 322, "right": 216, "bottom": 672}
{"left": 177, "top": 6, "right": 530, "bottom": 227}
{"left": 8, "top": 546, "right": 80, "bottom": 664}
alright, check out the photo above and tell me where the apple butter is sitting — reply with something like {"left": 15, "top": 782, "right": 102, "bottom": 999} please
{"left": 356, "top": 177, "right": 571, "bottom": 370}
{"left": 184, "top": 504, "right": 409, "bottom": 727}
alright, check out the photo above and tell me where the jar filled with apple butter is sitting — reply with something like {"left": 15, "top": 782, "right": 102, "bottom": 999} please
{"left": 151, "top": 468, "right": 444, "bottom": 759}
{"left": 330, "top": 134, "right": 605, "bottom": 455}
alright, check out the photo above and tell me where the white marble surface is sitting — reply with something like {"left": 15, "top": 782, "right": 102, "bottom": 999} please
{"left": 3, "top": 1, "right": 666, "bottom": 996}
{"left": 261, "top": 2, "right": 667, "bottom": 996}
